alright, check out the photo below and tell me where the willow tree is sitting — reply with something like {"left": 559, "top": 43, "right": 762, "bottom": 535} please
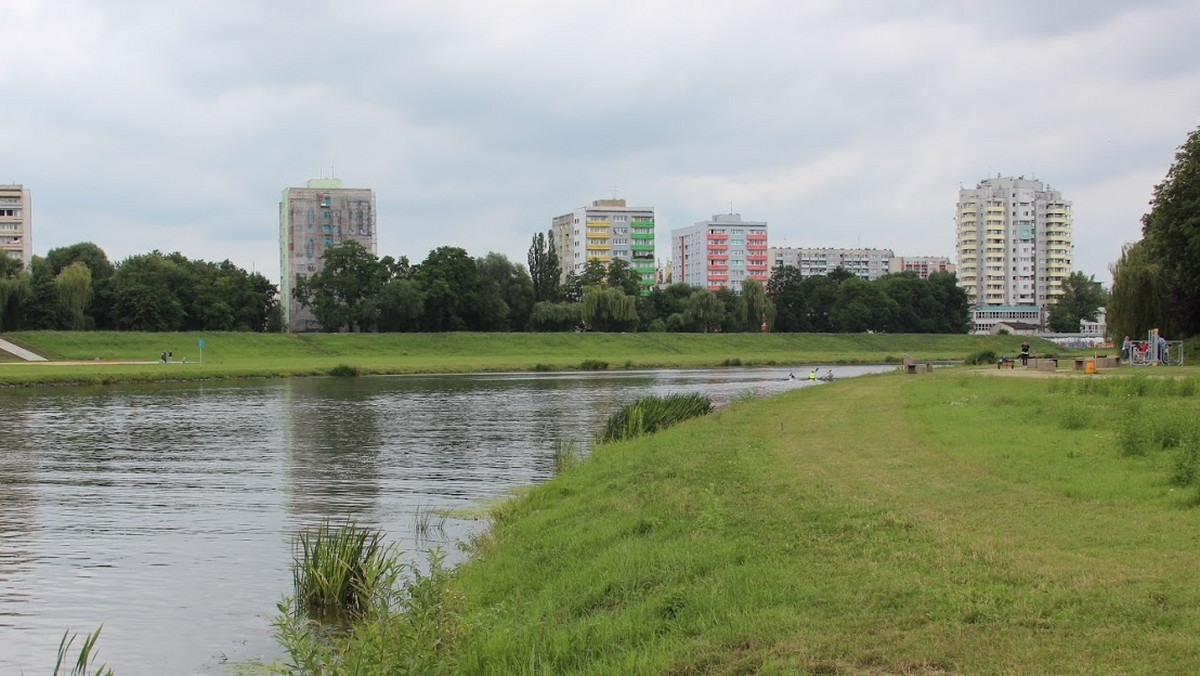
{"left": 740, "top": 278, "right": 775, "bottom": 331}
{"left": 0, "top": 256, "right": 30, "bottom": 330}
{"left": 685, "top": 289, "right": 724, "bottom": 333}
{"left": 1142, "top": 123, "right": 1200, "bottom": 336}
{"left": 582, "top": 286, "right": 637, "bottom": 332}
{"left": 1108, "top": 241, "right": 1173, "bottom": 340}
{"left": 53, "top": 262, "right": 93, "bottom": 330}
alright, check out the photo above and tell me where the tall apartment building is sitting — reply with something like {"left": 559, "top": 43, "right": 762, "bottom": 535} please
{"left": 279, "top": 178, "right": 376, "bottom": 332}
{"left": 0, "top": 184, "right": 32, "bottom": 268}
{"left": 769, "top": 247, "right": 894, "bottom": 281}
{"left": 671, "top": 213, "right": 769, "bottom": 291}
{"left": 552, "top": 199, "right": 655, "bottom": 292}
{"left": 955, "top": 176, "right": 1072, "bottom": 309}
{"left": 889, "top": 256, "right": 955, "bottom": 279}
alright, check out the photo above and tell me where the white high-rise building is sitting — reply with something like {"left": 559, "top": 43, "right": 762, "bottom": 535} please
{"left": 671, "top": 213, "right": 769, "bottom": 291}
{"left": 0, "top": 184, "right": 32, "bottom": 268}
{"left": 552, "top": 198, "right": 656, "bottom": 292}
{"left": 279, "top": 178, "right": 376, "bottom": 332}
{"left": 956, "top": 176, "right": 1072, "bottom": 309}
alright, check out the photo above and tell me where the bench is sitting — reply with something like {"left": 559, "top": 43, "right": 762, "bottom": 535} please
{"left": 902, "top": 353, "right": 932, "bottom": 374}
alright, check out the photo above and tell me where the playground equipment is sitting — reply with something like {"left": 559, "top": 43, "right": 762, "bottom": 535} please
{"left": 1128, "top": 328, "right": 1184, "bottom": 366}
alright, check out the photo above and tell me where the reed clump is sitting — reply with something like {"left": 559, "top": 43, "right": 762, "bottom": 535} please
{"left": 290, "top": 520, "right": 401, "bottom": 624}
{"left": 53, "top": 626, "right": 113, "bottom": 676}
{"left": 601, "top": 393, "right": 713, "bottom": 443}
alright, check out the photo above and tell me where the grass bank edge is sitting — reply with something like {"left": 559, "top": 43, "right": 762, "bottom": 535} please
{"left": 0, "top": 331, "right": 1067, "bottom": 387}
{"left": 436, "top": 370, "right": 1200, "bottom": 674}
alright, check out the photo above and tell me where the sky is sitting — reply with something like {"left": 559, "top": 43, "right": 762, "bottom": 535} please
{"left": 4, "top": 0, "right": 1200, "bottom": 288}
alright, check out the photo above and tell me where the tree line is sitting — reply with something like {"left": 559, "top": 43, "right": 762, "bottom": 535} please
{"left": 293, "top": 233, "right": 972, "bottom": 334}
{"left": 0, "top": 243, "right": 278, "bottom": 332}
{"left": 0, "top": 232, "right": 974, "bottom": 334}
{"left": 1109, "top": 122, "right": 1200, "bottom": 341}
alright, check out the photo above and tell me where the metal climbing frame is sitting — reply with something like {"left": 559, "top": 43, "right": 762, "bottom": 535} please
{"left": 1128, "top": 329, "right": 1184, "bottom": 366}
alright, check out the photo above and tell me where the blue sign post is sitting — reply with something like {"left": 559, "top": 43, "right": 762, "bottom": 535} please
{"left": 198, "top": 337, "right": 205, "bottom": 364}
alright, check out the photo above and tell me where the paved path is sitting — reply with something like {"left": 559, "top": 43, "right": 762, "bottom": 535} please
{"left": 0, "top": 337, "right": 48, "bottom": 362}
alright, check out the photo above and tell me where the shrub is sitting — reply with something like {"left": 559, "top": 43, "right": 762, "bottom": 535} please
{"left": 964, "top": 349, "right": 997, "bottom": 366}
{"left": 580, "top": 359, "right": 608, "bottom": 371}
{"left": 1116, "top": 414, "right": 1151, "bottom": 457}
{"left": 722, "top": 357, "right": 742, "bottom": 366}
{"left": 1059, "top": 404, "right": 1091, "bottom": 430}
{"left": 328, "top": 364, "right": 361, "bottom": 377}
{"left": 601, "top": 393, "right": 713, "bottom": 443}
{"left": 1170, "top": 443, "right": 1200, "bottom": 487}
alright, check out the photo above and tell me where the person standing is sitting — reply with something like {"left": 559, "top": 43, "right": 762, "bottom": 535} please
{"left": 1157, "top": 331, "right": 1168, "bottom": 364}
{"left": 1019, "top": 340, "right": 1031, "bottom": 366}
{"left": 1121, "top": 336, "right": 1132, "bottom": 362}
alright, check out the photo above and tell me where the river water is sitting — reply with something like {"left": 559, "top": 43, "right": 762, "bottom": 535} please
{"left": 0, "top": 365, "right": 889, "bottom": 674}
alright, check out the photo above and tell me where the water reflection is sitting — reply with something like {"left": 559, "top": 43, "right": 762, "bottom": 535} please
{"left": 284, "top": 378, "right": 384, "bottom": 519}
{"left": 0, "top": 365, "right": 891, "bottom": 674}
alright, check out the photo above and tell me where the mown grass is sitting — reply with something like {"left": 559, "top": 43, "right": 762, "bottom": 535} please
{"left": 0, "top": 331, "right": 1067, "bottom": 388}
{"left": 409, "top": 368, "right": 1200, "bottom": 674}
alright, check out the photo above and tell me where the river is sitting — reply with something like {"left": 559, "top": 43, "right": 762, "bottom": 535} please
{"left": 0, "top": 365, "right": 890, "bottom": 674}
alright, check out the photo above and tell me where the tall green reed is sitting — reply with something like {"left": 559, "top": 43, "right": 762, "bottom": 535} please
{"left": 601, "top": 393, "right": 713, "bottom": 443}
{"left": 53, "top": 626, "right": 113, "bottom": 676}
{"left": 290, "top": 520, "right": 401, "bottom": 625}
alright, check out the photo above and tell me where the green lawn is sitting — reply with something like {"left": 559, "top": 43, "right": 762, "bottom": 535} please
{"left": 441, "top": 368, "right": 1200, "bottom": 674}
{"left": 0, "top": 331, "right": 1064, "bottom": 387}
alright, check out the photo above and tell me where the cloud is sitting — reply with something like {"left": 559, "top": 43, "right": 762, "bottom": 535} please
{"left": 3, "top": 0, "right": 1199, "bottom": 291}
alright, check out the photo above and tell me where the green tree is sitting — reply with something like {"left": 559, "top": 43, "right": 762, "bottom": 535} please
{"left": 377, "top": 278, "right": 425, "bottom": 332}
{"left": 107, "top": 252, "right": 187, "bottom": 331}
{"left": 45, "top": 242, "right": 115, "bottom": 328}
{"left": 1142, "top": 123, "right": 1200, "bottom": 335}
{"left": 685, "top": 289, "right": 724, "bottom": 333}
{"left": 294, "top": 241, "right": 387, "bottom": 332}
{"left": 582, "top": 286, "right": 637, "bottom": 332}
{"left": 0, "top": 255, "right": 30, "bottom": 331}
{"left": 54, "top": 262, "right": 93, "bottom": 330}
{"left": 741, "top": 278, "right": 774, "bottom": 332}
{"left": 414, "top": 247, "right": 487, "bottom": 331}
{"left": 530, "top": 301, "right": 583, "bottom": 331}
{"left": 926, "top": 271, "right": 971, "bottom": 333}
{"left": 605, "top": 259, "right": 642, "bottom": 298}
{"left": 527, "top": 230, "right": 561, "bottom": 303}
{"left": 798, "top": 275, "right": 839, "bottom": 332}
{"left": 1108, "top": 241, "right": 1174, "bottom": 340}
{"left": 767, "top": 265, "right": 807, "bottom": 331}
{"left": 477, "top": 253, "right": 535, "bottom": 331}
{"left": 831, "top": 277, "right": 898, "bottom": 333}
{"left": 1047, "top": 271, "right": 1108, "bottom": 333}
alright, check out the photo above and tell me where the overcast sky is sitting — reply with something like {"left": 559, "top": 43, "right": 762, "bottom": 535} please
{"left": 5, "top": 0, "right": 1199, "bottom": 287}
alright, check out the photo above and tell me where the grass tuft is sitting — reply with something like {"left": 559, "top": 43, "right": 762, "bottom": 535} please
{"left": 327, "top": 363, "right": 361, "bottom": 377}
{"left": 579, "top": 359, "right": 609, "bottom": 371}
{"left": 600, "top": 393, "right": 713, "bottom": 443}
{"left": 290, "top": 520, "right": 401, "bottom": 624}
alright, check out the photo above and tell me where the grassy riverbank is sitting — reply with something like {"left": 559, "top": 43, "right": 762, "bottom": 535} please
{"left": 422, "top": 368, "right": 1200, "bottom": 674}
{"left": 0, "top": 331, "right": 1057, "bottom": 387}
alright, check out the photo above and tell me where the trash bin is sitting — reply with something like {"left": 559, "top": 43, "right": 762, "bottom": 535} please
{"left": 1085, "top": 360, "right": 1096, "bottom": 374}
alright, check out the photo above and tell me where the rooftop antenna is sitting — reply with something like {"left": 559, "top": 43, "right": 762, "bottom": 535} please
{"left": 611, "top": 185, "right": 619, "bottom": 199}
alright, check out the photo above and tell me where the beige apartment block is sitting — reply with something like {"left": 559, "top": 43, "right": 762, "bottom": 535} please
{"left": 0, "top": 184, "right": 32, "bottom": 268}
{"left": 279, "top": 178, "right": 376, "bottom": 332}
